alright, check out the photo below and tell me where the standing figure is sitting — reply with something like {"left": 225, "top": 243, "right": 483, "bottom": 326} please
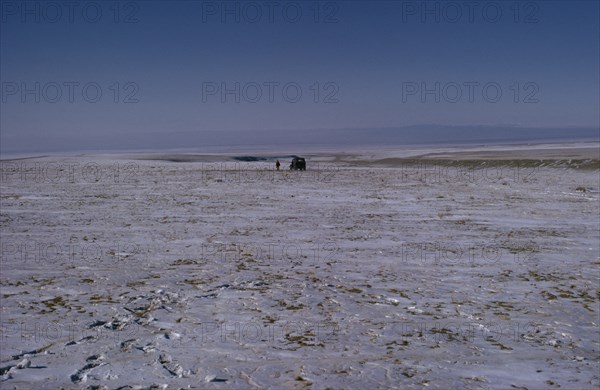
{"left": 275, "top": 160, "right": 281, "bottom": 171}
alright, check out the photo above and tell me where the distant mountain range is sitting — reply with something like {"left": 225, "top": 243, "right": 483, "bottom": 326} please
{"left": 2, "top": 125, "right": 598, "bottom": 154}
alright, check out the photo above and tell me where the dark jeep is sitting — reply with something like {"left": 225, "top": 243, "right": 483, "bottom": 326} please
{"left": 289, "top": 157, "right": 306, "bottom": 170}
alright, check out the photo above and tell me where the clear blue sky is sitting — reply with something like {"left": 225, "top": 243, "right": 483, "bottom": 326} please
{"left": 1, "top": 0, "right": 599, "bottom": 152}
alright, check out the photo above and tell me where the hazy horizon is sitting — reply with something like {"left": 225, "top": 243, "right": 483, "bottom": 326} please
{"left": 1, "top": 124, "right": 599, "bottom": 155}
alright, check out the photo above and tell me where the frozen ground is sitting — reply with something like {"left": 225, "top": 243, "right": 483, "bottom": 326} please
{"left": 0, "top": 144, "right": 599, "bottom": 389}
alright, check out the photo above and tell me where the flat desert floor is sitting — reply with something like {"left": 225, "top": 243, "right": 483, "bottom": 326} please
{"left": 1, "top": 144, "right": 599, "bottom": 389}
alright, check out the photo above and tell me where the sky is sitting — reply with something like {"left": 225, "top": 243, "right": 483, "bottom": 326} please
{"left": 1, "top": 0, "right": 599, "bottom": 153}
